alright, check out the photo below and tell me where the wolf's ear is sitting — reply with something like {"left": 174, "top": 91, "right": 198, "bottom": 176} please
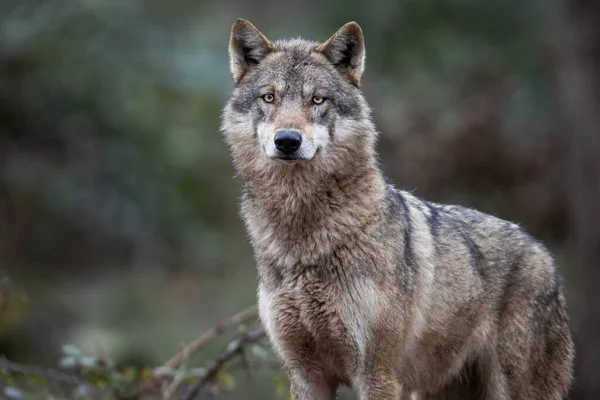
{"left": 229, "top": 19, "right": 275, "bottom": 83}
{"left": 316, "top": 22, "right": 365, "bottom": 86}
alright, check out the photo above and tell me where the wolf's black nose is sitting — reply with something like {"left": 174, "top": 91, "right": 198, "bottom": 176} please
{"left": 274, "top": 130, "right": 302, "bottom": 154}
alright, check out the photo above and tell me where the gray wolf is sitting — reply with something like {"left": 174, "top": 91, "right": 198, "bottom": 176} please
{"left": 222, "top": 19, "right": 575, "bottom": 399}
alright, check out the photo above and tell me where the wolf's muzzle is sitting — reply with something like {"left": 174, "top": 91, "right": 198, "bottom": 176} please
{"left": 274, "top": 130, "right": 302, "bottom": 156}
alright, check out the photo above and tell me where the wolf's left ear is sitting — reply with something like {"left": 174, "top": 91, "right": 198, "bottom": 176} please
{"left": 229, "top": 19, "right": 275, "bottom": 83}
{"left": 316, "top": 22, "right": 365, "bottom": 86}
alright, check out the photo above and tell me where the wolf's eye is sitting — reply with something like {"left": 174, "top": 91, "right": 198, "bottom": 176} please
{"left": 261, "top": 94, "right": 275, "bottom": 103}
{"left": 312, "top": 96, "right": 325, "bottom": 105}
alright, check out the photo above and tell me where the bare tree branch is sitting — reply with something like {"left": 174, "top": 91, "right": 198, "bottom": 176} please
{"left": 161, "top": 305, "right": 259, "bottom": 372}
{"left": 181, "top": 327, "right": 266, "bottom": 400}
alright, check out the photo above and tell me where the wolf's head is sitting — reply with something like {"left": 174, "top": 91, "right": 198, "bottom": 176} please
{"left": 222, "top": 19, "right": 377, "bottom": 180}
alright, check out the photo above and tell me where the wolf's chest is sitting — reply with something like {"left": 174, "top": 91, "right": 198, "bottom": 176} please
{"left": 260, "top": 270, "right": 346, "bottom": 342}
{"left": 258, "top": 267, "right": 386, "bottom": 366}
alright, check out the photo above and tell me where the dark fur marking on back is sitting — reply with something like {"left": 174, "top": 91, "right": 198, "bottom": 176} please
{"left": 383, "top": 187, "right": 401, "bottom": 224}
{"left": 424, "top": 201, "right": 441, "bottom": 240}
{"left": 459, "top": 228, "right": 486, "bottom": 278}
{"left": 532, "top": 272, "right": 561, "bottom": 327}
{"left": 499, "top": 253, "right": 522, "bottom": 318}
{"left": 396, "top": 192, "right": 416, "bottom": 270}
{"left": 384, "top": 190, "right": 413, "bottom": 292}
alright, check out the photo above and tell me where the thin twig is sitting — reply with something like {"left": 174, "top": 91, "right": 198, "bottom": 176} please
{"left": 161, "top": 305, "right": 259, "bottom": 371}
{"left": 162, "top": 348, "right": 191, "bottom": 400}
{"left": 0, "top": 356, "right": 105, "bottom": 396}
{"left": 181, "top": 327, "right": 266, "bottom": 400}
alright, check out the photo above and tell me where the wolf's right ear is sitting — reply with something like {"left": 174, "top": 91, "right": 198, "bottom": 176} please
{"left": 229, "top": 19, "right": 275, "bottom": 83}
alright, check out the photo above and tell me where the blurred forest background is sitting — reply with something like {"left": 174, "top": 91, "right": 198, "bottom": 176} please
{"left": 1, "top": 0, "right": 600, "bottom": 398}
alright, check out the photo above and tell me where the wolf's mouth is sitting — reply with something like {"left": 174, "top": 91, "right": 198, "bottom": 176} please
{"left": 273, "top": 147, "right": 321, "bottom": 164}
{"left": 270, "top": 147, "right": 320, "bottom": 164}
{"left": 274, "top": 156, "right": 301, "bottom": 164}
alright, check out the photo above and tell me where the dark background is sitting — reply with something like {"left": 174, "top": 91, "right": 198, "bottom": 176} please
{"left": 1, "top": 0, "right": 599, "bottom": 398}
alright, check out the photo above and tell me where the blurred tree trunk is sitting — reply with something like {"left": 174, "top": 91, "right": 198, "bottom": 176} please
{"left": 560, "top": 0, "right": 600, "bottom": 398}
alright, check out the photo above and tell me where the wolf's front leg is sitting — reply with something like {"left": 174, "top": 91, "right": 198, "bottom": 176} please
{"left": 355, "top": 375, "right": 402, "bottom": 400}
{"left": 355, "top": 324, "right": 404, "bottom": 399}
{"left": 288, "top": 371, "right": 337, "bottom": 400}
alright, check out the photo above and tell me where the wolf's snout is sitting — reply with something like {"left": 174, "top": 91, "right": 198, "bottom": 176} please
{"left": 274, "top": 130, "right": 302, "bottom": 154}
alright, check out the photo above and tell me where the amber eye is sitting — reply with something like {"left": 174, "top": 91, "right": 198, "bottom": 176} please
{"left": 312, "top": 96, "right": 325, "bottom": 105}
{"left": 262, "top": 94, "right": 275, "bottom": 103}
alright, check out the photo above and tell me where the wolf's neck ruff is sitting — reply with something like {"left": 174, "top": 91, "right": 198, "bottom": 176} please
{"left": 241, "top": 155, "right": 386, "bottom": 269}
